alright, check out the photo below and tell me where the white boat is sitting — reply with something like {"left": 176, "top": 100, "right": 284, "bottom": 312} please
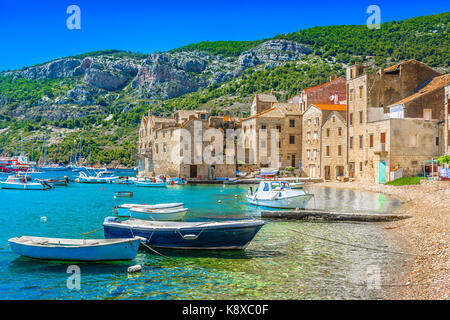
{"left": 75, "top": 169, "right": 119, "bottom": 184}
{"left": 115, "top": 203, "right": 184, "bottom": 216}
{"left": 246, "top": 180, "right": 313, "bottom": 209}
{"left": 135, "top": 181, "right": 167, "bottom": 187}
{"left": 129, "top": 207, "right": 188, "bottom": 221}
{"left": 289, "top": 179, "right": 305, "bottom": 189}
{"left": 0, "top": 175, "right": 52, "bottom": 190}
{"left": 9, "top": 236, "right": 142, "bottom": 261}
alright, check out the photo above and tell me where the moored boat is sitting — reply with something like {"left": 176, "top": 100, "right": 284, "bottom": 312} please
{"left": 246, "top": 180, "right": 313, "bottom": 209}
{"left": 75, "top": 170, "right": 119, "bottom": 184}
{"left": 128, "top": 207, "right": 188, "bottom": 221}
{"left": 114, "top": 203, "right": 184, "bottom": 216}
{"left": 135, "top": 181, "right": 167, "bottom": 187}
{"left": 103, "top": 217, "right": 265, "bottom": 250}
{"left": 0, "top": 175, "right": 52, "bottom": 190}
{"left": 35, "top": 176, "right": 69, "bottom": 186}
{"left": 114, "top": 191, "right": 133, "bottom": 198}
{"left": 8, "top": 236, "right": 142, "bottom": 261}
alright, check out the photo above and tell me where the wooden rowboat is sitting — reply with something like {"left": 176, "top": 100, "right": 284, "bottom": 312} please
{"left": 8, "top": 236, "right": 143, "bottom": 261}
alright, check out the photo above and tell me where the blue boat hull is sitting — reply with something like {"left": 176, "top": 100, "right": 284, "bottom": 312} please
{"left": 103, "top": 219, "right": 264, "bottom": 250}
{"left": 9, "top": 239, "right": 140, "bottom": 261}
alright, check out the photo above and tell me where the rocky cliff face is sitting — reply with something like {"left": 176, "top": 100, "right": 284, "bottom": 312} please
{"left": 1, "top": 39, "right": 312, "bottom": 120}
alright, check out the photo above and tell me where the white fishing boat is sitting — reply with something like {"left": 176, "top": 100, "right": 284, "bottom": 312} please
{"left": 128, "top": 207, "right": 188, "bottom": 221}
{"left": 75, "top": 169, "right": 118, "bottom": 184}
{"left": 246, "top": 180, "right": 313, "bottom": 209}
{"left": 289, "top": 179, "right": 305, "bottom": 189}
{"left": 0, "top": 175, "right": 52, "bottom": 190}
{"left": 114, "top": 203, "right": 184, "bottom": 216}
{"left": 135, "top": 180, "right": 167, "bottom": 187}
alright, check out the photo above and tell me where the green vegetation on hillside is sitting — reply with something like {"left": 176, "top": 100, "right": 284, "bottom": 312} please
{"left": 275, "top": 12, "right": 450, "bottom": 67}
{"left": 170, "top": 40, "right": 265, "bottom": 57}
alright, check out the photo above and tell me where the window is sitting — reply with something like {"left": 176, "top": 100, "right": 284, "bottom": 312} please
{"left": 307, "top": 119, "right": 311, "bottom": 126}
{"left": 349, "top": 89, "right": 354, "bottom": 102}
{"left": 359, "top": 86, "right": 363, "bottom": 99}
{"left": 306, "top": 149, "right": 310, "bottom": 159}
{"left": 289, "top": 135, "right": 295, "bottom": 144}
{"left": 338, "top": 127, "right": 342, "bottom": 136}
{"left": 315, "top": 117, "right": 319, "bottom": 125}
{"left": 276, "top": 125, "right": 281, "bottom": 132}
{"left": 243, "top": 126, "right": 247, "bottom": 133}
{"left": 423, "top": 109, "right": 432, "bottom": 121}
{"left": 332, "top": 116, "right": 336, "bottom": 123}
{"left": 326, "top": 128, "right": 330, "bottom": 137}
{"left": 359, "top": 135, "right": 363, "bottom": 149}
{"left": 261, "top": 124, "right": 266, "bottom": 130}
{"left": 289, "top": 119, "right": 295, "bottom": 127}
{"left": 359, "top": 111, "right": 363, "bottom": 124}
{"left": 369, "top": 134, "right": 374, "bottom": 148}
{"left": 338, "top": 145, "right": 342, "bottom": 156}
{"left": 436, "top": 137, "right": 439, "bottom": 146}
{"left": 349, "top": 136, "right": 353, "bottom": 149}
{"left": 200, "top": 113, "right": 206, "bottom": 120}
{"left": 313, "top": 149, "right": 317, "bottom": 159}
{"left": 313, "top": 131, "right": 318, "bottom": 140}
{"left": 263, "top": 183, "right": 269, "bottom": 191}
{"left": 307, "top": 132, "right": 311, "bottom": 141}
{"left": 359, "top": 162, "right": 363, "bottom": 172}
{"left": 410, "top": 134, "right": 417, "bottom": 147}
{"left": 326, "top": 146, "right": 330, "bottom": 156}
{"left": 412, "top": 160, "right": 418, "bottom": 166}
{"left": 163, "top": 143, "right": 167, "bottom": 153}
{"left": 349, "top": 113, "right": 353, "bottom": 126}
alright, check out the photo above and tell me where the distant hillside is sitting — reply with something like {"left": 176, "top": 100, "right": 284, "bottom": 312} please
{"left": 0, "top": 12, "right": 448, "bottom": 166}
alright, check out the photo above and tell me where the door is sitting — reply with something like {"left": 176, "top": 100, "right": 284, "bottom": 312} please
{"left": 324, "top": 166, "right": 331, "bottom": 180}
{"left": 309, "top": 165, "right": 315, "bottom": 178}
{"left": 190, "top": 165, "right": 197, "bottom": 178}
{"left": 378, "top": 161, "right": 386, "bottom": 183}
{"left": 291, "top": 154, "right": 296, "bottom": 167}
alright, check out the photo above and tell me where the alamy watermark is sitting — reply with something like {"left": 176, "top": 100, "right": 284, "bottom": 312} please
{"left": 367, "top": 5, "right": 381, "bottom": 30}
{"left": 66, "top": 265, "right": 81, "bottom": 290}
{"left": 66, "top": 5, "right": 81, "bottom": 30}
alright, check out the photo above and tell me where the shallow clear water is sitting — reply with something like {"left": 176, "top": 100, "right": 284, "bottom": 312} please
{"left": 0, "top": 171, "right": 403, "bottom": 299}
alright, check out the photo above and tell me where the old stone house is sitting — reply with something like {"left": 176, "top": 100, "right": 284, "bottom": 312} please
{"left": 250, "top": 93, "right": 278, "bottom": 116}
{"left": 445, "top": 84, "right": 450, "bottom": 155}
{"left": 321, "top": 112, "right": 347, "bottom": 180}
{"left": 240, "top": 101, "right": 302, "bottom": 171}
{"left": 301, "top": 103, "right": 347, "bottom": 178}
{"left": 345, "top": 60, "right": 446, "bottom": 182}
{"left": 137, "top": 109, "right": 238, "bottom": 179}
{"left": 288, "top": 76, "right": 347, "bottom": 113}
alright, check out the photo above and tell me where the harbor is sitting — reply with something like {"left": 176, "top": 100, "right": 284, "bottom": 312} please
{"left": 0, "top": 169, "right": 410, "bottom": 300}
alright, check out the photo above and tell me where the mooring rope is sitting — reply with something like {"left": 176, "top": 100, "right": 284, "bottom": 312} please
{"left": 81, "top": 227, "right": 103, "bottom": 236}
{"left": 286, "top": 227, "right": 413, "bottom": 256}
{"left": 0, "top": 244, "right": 10, "bottom": 250}
{"left": 140, "top": 241, "right": 184, "bottom": 264}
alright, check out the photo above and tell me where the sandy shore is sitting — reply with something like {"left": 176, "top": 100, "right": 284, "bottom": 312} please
{"left": 315, "top": 180, "right": 449, "bottom": 300}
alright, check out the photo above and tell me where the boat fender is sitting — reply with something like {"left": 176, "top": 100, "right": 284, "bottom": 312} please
{"left": 181, "top": 234, "right": 199, "bottom": 240}
{"left": 40, "top": 216, "right": 47, "bottom": 223}
{"left": 127, "top": 264, "right": 142, "bottom": 273}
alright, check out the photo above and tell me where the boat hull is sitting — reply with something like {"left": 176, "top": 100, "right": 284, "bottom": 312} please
{"left": 135, "top": 182, "right": 167, "bottom": 187}
{"left": 246, "top": 194, "right": 313, "bottom": 209}
{"left": 116, "top": 203, "right": 184, "bottom": 216}
{"left": 8, "top": 237, "right": 141, "bottom": 261}
{"left": 0, "top": 182, "right": 50, "bottom": 190}
{"left": 103, "top": 217, "right": 264, "bottom": 250}
{"left": 129, "top": 208, "right": 188, "bottom": 221}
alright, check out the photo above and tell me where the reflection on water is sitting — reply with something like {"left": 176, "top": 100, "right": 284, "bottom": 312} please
{"left": 0, "top": 171, "right": 404, "bottom": 299}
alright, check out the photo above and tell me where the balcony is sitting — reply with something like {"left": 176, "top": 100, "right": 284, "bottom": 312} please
{"left": 373, "top": 143, "right": 388, "bottom": 156}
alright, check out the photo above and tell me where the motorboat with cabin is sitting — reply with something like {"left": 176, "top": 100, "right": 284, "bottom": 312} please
{"left": 75, "top": 169, "right": 119, "bottom": 184}
{"left": 0, "top": 174, "right": 52, "bottom": 190}
{"left": 246, "top": 180, "right": 313, "bottom": 209}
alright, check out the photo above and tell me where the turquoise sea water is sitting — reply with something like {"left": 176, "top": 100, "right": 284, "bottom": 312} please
{"left": 0, "top": 170, "right": 404, "bottom": 300}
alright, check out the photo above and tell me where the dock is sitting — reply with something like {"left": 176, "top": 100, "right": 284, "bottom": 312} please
{"left": 261, "top": 209, "right": 411, "bottom": 222}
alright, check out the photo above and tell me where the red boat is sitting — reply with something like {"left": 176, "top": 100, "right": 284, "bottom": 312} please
{"left": 0, "top": 156, "right": 35, "bottom": 173}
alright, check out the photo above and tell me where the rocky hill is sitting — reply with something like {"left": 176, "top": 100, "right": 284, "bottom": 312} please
{"left": 0, "top": 12, "right": 448, "bottom": 166}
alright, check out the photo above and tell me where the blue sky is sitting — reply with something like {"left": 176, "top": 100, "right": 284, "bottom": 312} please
{"left": 0, "top": 0, "right": 448, "bottom": 71}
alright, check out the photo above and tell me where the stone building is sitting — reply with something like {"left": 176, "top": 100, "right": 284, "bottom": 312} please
{"left": 250, "top": 93, "right": 278, "bottom": 116}
{"left": 443, "top": 83, "right": 449, "bottom": 155}
{"left": 345, "top": 60, "right": 446, "bottom": 182}
{"left": 288, "top": 75, "right": 347, "bottom": 113}
{"left": 240, "top": 101, "right": 302, "bottom": 171}
{"left": 321, "top": 111, "right": 347, "bottom": 180}
{"left": 137, "top": 109, "right": 238, "bottom": 179}
{"left": 301, "top": 103, "right": 347, "bottom": 178}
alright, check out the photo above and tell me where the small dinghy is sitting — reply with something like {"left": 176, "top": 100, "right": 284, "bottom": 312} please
{"left": 35, "top": 176, "right": 69, "bottom": 186}
{"left": 223, "top": 178, "right": 238, "bottom": 185}
{"left": 114, "top": 191, "right": 133, "bottom": 198}
{"left": 135, "top": 181, "right": 167, "bottom": 187}
{"left": 103, "top": 217, "right": 265, "bottom": 250}
{"left": 114, "top": 203, "right": 184, "bottom": 216}
{"left": 128, "top": 207, "right": 188, "bottom": 221}
{"left": 8, "top": 236, "right": 143, "bottom": 261}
